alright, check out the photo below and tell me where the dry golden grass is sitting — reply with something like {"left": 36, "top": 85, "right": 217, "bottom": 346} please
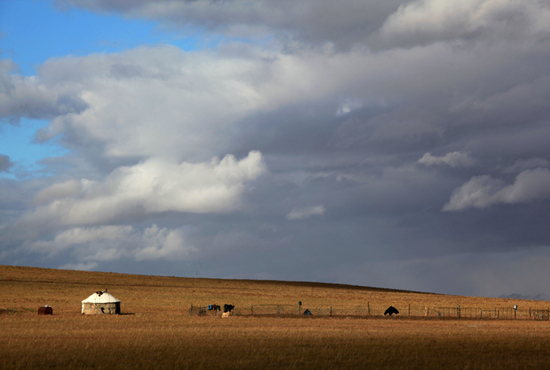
{"left": 2, "top": 265, "right": 550, "bottom": 369}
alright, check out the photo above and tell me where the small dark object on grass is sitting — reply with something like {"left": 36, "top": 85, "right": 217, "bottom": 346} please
{"left": 303, "top": 309, "right": 313, "bottom": 315}
{"left": 384, "top": 306, "right": 399, "bottom": 317}
{"left": 38, "top": 306, "right": 53, "bottom": 315}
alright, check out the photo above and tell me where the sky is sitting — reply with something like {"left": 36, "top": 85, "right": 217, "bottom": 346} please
{"left": 1, "top": 0, "right": 550, "bottom": 299}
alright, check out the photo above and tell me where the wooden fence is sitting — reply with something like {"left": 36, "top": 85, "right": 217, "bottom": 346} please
{"left": 189, "top": 303, "right": 549, "bottom": 321}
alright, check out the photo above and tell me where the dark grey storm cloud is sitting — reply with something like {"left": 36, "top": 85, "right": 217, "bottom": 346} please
{"left": 1, "top": 0, "right": 550, "bottom": 299}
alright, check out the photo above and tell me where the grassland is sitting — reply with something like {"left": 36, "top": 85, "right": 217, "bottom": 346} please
{"left": 2, "top": 265, "right": 550, "bottom": 369}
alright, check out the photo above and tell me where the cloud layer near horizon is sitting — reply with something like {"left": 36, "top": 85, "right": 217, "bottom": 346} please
{"left": 1, "top": 0, "right": 550, "bottom": 298}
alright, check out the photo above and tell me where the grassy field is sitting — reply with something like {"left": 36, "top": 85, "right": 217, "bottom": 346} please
{"left": 2, "top": 265, "right": 550, "bottom": 369}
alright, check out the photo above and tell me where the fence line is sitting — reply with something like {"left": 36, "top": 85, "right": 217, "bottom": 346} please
{"left": 189, "top": 303, "right": 549, "bottom": 321}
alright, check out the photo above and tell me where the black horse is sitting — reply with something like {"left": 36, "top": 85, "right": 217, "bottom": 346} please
{"left": 223, "top": 304, "right": 235, "bottom": 313}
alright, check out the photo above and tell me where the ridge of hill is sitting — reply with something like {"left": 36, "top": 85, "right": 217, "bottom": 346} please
{"left": 0, "top": 264, "right": 422, "bottom": 292}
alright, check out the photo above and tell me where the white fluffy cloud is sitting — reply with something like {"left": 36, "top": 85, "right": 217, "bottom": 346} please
{"left": 418, "top": 152, "right": 476, "bottom": 167}
{"left": 22, "top": 151, "right": 266, "bottom": 226}
{"left": 29, "top": 224, "right": 197, "bottom": 262}
{"left": 27, "top": 45, "right": 396, "bottom": 161}
{"left": 443, "top": 167, "right": 550, "bottom": 211}
{"left": 286, "top": 205, "right": 326, "bottom": 220}
{"left": 35, "top": 46, "right": 270, "bottom": 160}
{"left": 379, "top": 0, "right": 550, "bottom": 46}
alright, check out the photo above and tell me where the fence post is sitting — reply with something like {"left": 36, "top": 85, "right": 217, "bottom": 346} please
{"left": 368, "top": 302, "right": 370, "bottom": 316}
{"left": 330, "top": 307, "right": 333, "bottom": 317}
{"left": 277, "top": 305, "right": 280, "bottom": 318}
{"left": 251, "top": 305, "right": 253, "bottom": 316}
{"left": 408, "top": 304, "right": 410, "bottom": 317}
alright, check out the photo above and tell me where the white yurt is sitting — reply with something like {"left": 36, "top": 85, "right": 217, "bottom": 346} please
{"left": 81, "top": 290, "right": 121, "bottom": 315}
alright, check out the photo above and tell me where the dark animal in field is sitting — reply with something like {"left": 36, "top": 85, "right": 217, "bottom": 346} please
{"left": 207, "top": 304, "right": 220, "bottom": 311}
{"left": 303, "top": 309, "right": 312, "bottom": 315}
{"left": 384, "top": 306, "right": 399, "bottom": 317}
{"left": 223, "top": 304, "right": 235, "bottom": 313}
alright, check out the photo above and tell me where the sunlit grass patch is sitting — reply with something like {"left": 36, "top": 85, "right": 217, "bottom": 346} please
{"left": 2, "top": 265, "right": 550, "bottom": 369}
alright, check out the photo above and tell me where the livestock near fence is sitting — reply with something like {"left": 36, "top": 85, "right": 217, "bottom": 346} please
{"left": 384, "top": 306, "right": 399, "bottom": 316}
{"left": 189, "top": 303, "right": 549, "bottom": 321}
{"left": 189, "top": 304, "right": 237, "bottom": 317}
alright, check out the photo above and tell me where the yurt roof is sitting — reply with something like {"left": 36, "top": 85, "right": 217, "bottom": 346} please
{"left": 82, "top": 291, "right": 120, "bottom": 304}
